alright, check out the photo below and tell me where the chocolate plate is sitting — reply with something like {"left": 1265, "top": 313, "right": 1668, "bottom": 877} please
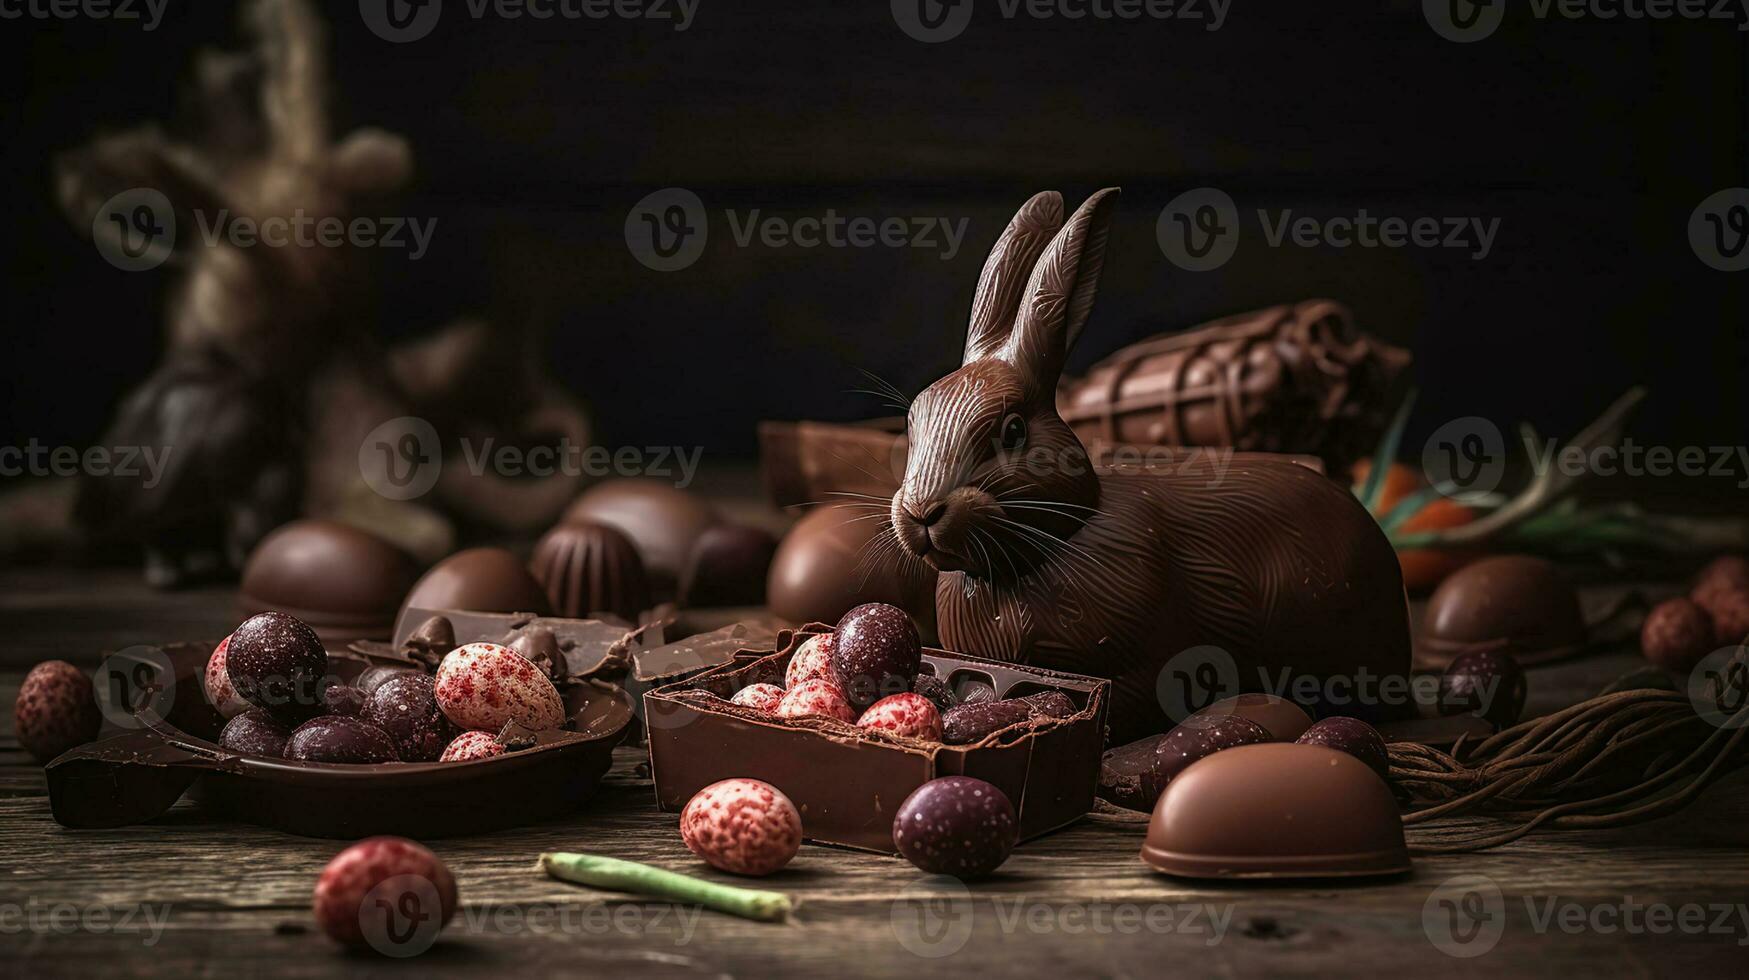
{"left": 646, "top": 628, "right": 1110, "bottom": 853}
{"left": 46, "top": 643, "right": 634, "bottom": 839}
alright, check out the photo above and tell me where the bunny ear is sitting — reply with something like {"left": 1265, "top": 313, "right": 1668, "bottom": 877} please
{"left": 962, "top": 191, "right": 1065, "bottom": 364}
{"left": 1002, "top": 187, "right": 1120, "bottom": 385}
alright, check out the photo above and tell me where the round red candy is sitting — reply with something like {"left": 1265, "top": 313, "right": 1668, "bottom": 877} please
{"left": 203, "top": 635, "right": 249, "bottom": 719}
{"left": 680, "top": 778, "right": 802, "bottom": 876}
{"left": 313, "top": 836, "right": 457, "bottom": 953}
{"left": 857, "top": 692, "right": 942, "bottom": 740}
{"left": 784, "top": 634, "right": 836, "bottom": 689}
{"left": 13, "top": 660, "right": 102, "bottom": 764}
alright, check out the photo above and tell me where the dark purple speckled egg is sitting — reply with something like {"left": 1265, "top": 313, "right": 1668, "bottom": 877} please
{"left": 364, "top": 673, "right": 457, "bottom": 762}
{"left": 1296, "top": 716, "right": 1390, "bottom": 781}
{"left": 1147, "top": 714, "right": 1272, "bottom": 799}
{"left": 218, "top": 708, "right": 292, "bottom": 758}
{"left": 893, "top": 776, "right": 1018, "bottom": 879}
{"left": 225, "top": 612, "right": 329, "bottom": 724}
{"left": 285, "top": 715, "right": 398, "bottom": 764}
{"left": 832, "top": 603, "right": 922, "bottom": 709}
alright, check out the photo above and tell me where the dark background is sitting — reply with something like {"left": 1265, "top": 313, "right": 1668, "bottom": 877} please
{"left": 4, "top": 1, "right": 1746, "bottom": 491}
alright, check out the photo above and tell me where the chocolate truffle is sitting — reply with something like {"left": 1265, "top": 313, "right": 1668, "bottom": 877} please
{"left": 286, "top": 715, "right": 399, "bottom": 764}
{"left": 226, "top": 612, "right": 330, "bottom": 724}
{"left": 393, "top": 547, "right": 551, "bottom": 640}
{"left": 1422, "top": 555, "right": 1585, "bottom": 667}
{"left": 363, "top": 673, "right": 456, "bottom": 762}
{"left": 1142, "top": 743, "right": 1408, "bottom": 879}
{"left": 679, "top": 524, "right": 778, "bottom": 608}
{"left": 1641, "top": 597, "right": 1716, "bottom": 672}
{"left": 1437, "top": 649, "right": 1528, "bottom": 728}
{"left": 219, "top": 708, "right": 291, "bottom": 757}
{"left": 529, "top": 521, "right": 651, "bottom": 621}
{"left": 1296, "top": 717, "right": 1390, "bottom": 781}
{"left": 240, "top": 520, "right": 420, "bottom": 643}
{"left": 767, "top": 505, "right": 937, "bottom": 628}
{"left": 564, "top": 479, "right": 717, "bottom": 594}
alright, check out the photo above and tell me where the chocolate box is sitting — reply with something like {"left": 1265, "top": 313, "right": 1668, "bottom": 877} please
{"left": 645, "top": 629, "right": 1110, "bottom": 853}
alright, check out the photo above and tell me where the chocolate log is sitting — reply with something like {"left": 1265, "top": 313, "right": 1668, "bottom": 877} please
{"left": 1057, "top": 300, "right": 1409, "bottom": 470}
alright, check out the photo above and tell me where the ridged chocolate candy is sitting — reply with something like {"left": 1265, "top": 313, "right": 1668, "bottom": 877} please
{"left": 529, "top": 521, "right": 651, "bottom": 621}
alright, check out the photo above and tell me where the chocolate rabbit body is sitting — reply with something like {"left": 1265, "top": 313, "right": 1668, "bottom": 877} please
{"left": 891, "top": 189, "right": 1411, "bottom": 743}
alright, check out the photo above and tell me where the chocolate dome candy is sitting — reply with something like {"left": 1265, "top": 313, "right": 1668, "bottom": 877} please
{"left": 529, "top": 521, "right": 651, "bottom": 621}
{"left": 1422, "top": 555, "right": 1585, "bottom": 667}
{"left": 1142, "top": 743, "right": 1408, "bottom": 879}
{"left": 226, "top": 612, "right": 330, "bottom": 724}
{"left": 1296, "top": 716, "right": 1390, "bottom": 781}
{"left": 679, "top": 524, "right": 778, "bottom": 608}
{"left": 893, "top": 776, "right": 1018, "bottom": 879}
{"left": 219, "top": 709, "right": 292, "bottom": 757}
{"left": 286, "top": 715, "right": 399, "bottom": 764}
{"left": 240, "top": 520, "right": 420, "bottom": 643}
{"left": 564, "top": 479, "right": 717, "bottom": 594}
{"left": 832, "top": 603, "right": 922, "bottom": 710}
{"left": 1188, "top": 693, "right": 1314, "bottom": 742}
{"left": 393, "top": 547, "right": 551, "bottom": 640}
{"left": 767, "top": 505, "right": 937, "bottom": 629}
{"left": 1437, "top": 649, "right": 1528, "bottom": 729}
{"left": 364, "top": 673, "right": 457, "bottom": 762}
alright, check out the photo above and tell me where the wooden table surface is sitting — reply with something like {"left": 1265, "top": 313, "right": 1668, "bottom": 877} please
{"left": 2, "top": 567, "right": 1746, "bottom": 979}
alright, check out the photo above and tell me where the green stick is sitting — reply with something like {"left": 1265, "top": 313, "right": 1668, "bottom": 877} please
{"left": 538, "top": 852, "right": 794, "bottom": 923}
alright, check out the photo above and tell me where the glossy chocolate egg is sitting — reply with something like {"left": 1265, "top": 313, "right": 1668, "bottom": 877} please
{"left": 1188, "top": 693, "right": 1314, "bottom": 741}
{"left": 679, "top": 524, "right": 778, "bottom": 608}
{"left": 1422, "top": 555, "right": 1585, "bottom": 667}
{"left": 767, "top": 505, "right": 937, "bottom": 630}
{"left": 364, "top": 673, "right": 458, "bottom": 762}
{"left": 286, "top": 715, "right": 399, "bottom": 764}
{"left": 240, "top": 520, "right": 420, "bottom": 643}
{"left": 1437, "top": 649, "right": 1528, "bottom": 728}
{"left": 832, "top": 603, "right": 922, "bottom": 709}
{"left": 393, "top": 547, "right": 551, "bottom": 640}
{"left": 226, "top": 612, "right": 330, "bottom": 724}
{"left": 1142, "top": 743, "right": 1409, "bottom": 879}
{"left": 564, "top": 480, "right": 717, "bottom": 594}
{"left": 893, "top": 776, "right": 1017, "bottom": 879}
{"left": 219, "top": 709, "right": 291, "bottom": 757}
{"left": 529, "top": 521, "right": 651, "bottom": 621}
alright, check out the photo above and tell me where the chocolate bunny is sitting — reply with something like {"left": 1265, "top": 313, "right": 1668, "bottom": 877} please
{"left": 889, "top": 189, "right": 1412, "bottom": 743}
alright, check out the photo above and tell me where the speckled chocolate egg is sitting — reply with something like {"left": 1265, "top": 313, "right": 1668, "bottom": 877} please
{"left": 365, "top": 673, "right": 458, "bottom": 762}
{"left": 941, "top": 699, "right": 1033, "bottom": 745}
{"left": 219, "top": 708, "right": 292, "bottom": 758}
{"left": 729, "top": 683, "right": 785, "bottom": 712}
{"left": 832, "top": 603, "right": 922, "bottom": 709}
{"left": 286, "top": 715, "right": 399, "bottom": 764}
{"left": 439, "top": 730, "right": 506, "bottom": 763}
{"left": 784, "top": 634, "right": 836, "bottom": 689}
{"left": 434, "top": 642, "right": 567, "bottom": 732}
{"left": 203, "top": 635, "right": 249, "bottom": 719}
{"left": 680, "top": 778, "right": 802, "bottom": 876}
{"left": 314, "top": 837, "right": 457, "bottom": 950}
{"left": 321, "top": 685, "right": 367, "bottom": 718}
{"left": 911, "top": 674, "right": 959, "bottom": 714}
{"left": 13, "top": 660, "right": 101, "bottom": 764}
{"left": 774, "top": 678, "right": 855, "bottom": 723}
{"left": 1437, "top": 649, "right": 1528, "bottom": 728}
{"left": 1148, "top": 714, "right": 1273, "bottom": 797}
{"left": 858, "top": 692, "right": 942, "bottom": 740}
{"left": 226, "top": 611, "right": 330, "bottom": 724}
{"left": 893, "top": 776, "right": 1017, "bottom": 879}
{"left": 1296, "top": 716, "right": 1390, "bottom": 781}
{"left": 1641, "top": 597, "right": 1716, "bottom": 672}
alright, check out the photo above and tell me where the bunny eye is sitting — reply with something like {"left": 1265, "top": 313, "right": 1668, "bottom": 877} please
{"left": 999, "top": 413, "right": 1028, "bottom": 452}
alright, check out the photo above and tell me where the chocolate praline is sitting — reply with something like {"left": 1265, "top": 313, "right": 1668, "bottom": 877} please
{"left": 240, "top": 520, "right": 419, "bottom": 643}
{"left": 219, "top": 708, "right": 292, "bottom": 757}
{"left": 1423, "top": 555, "right": 1585, "bottom": 667}
{"left": 1295, "top": 716, "right": 1390, "bottom": 781}
{"left": 529, "top": 521, "right": 651, "bottom": 621}
{"left": 564, "top": 479, "right": 717, "bottom": 595}
{"left": 393, "top": 547, "right": 551, "bottom": 640}
{"left": 363, "top": 673, "right": 457, "bottom": 762}
{"left": 1437, "top": 649, "right": 1528, "bottom": 728}
{"left": 679, "top": 524, "right": 778, "bottom": 608}
{"left": 226, "top": 612, "right": 330, "bottom": 724}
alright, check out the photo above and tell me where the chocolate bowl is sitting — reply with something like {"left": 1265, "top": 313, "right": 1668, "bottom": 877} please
{"left": 45, "top": 643, "right": 633, "bottom": 839}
